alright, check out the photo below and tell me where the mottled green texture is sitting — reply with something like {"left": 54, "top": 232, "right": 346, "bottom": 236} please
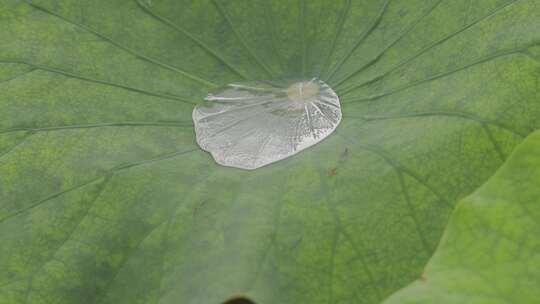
{"left": 0, "top": 0, "right": 538, "bottom": 304}
{"left": 384, "top": 130, "right": 540, "bottom": 304}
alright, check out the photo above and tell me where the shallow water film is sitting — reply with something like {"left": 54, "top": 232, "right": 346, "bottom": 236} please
{"left": 193, "top": 79, "right": 342, "bottom": 169}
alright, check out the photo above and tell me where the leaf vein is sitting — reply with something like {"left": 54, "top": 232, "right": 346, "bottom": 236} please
{"left": 27, "top": 1, "right": 218, "bottom": 88}
{"left": 0, "top": 121, "right": 193, "bottom": 135}
{"left": 0, "top": 60, "right": 196, "bottom": 104}
{"left": 134, "top": 0, "right": 248, "bottom": 80}
{"left": 339, "top": 0, "right": 520, "bottom": 93}
{"left": 324, "top": 0, "right": 391, "bottom": 82}
{"left": 211, "top": 0, "right": 275, "bottom": 78}
{"left": 346, "top": 110, "right": 525, "bottom": 137}
{"left": 342, "top": 45, "right": 539, "bottom": 103}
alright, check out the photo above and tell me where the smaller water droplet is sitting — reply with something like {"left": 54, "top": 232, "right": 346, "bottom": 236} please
{"left": 193, "top": 78, "right": 342, "bottom": 170}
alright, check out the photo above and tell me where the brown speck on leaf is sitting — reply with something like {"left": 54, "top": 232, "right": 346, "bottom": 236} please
{"left": 328, "top": 168, "right": 338, "bottom": 176}
{"left": 419, "top": 274, "right": 427, "bottom": 282}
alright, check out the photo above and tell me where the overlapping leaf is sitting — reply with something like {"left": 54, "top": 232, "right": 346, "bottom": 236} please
{"left": 384, "top": 130, "right": 540, "bottom": 304}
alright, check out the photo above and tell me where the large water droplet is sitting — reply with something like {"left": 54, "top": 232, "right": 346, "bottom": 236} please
{"left": 193, "top": 78, "right": 341, "bottom": 170}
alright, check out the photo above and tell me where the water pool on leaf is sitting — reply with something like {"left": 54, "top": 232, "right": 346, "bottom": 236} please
{"left": 192, "top": 78, "right": 342, "bottom": 170}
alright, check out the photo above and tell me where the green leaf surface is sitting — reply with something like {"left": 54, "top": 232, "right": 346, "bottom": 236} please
{"left": 383, "top": 130, "right": 540, "bottom": 304}
{"left": 0, "top": 0, "right": 539, "bottom": 303}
